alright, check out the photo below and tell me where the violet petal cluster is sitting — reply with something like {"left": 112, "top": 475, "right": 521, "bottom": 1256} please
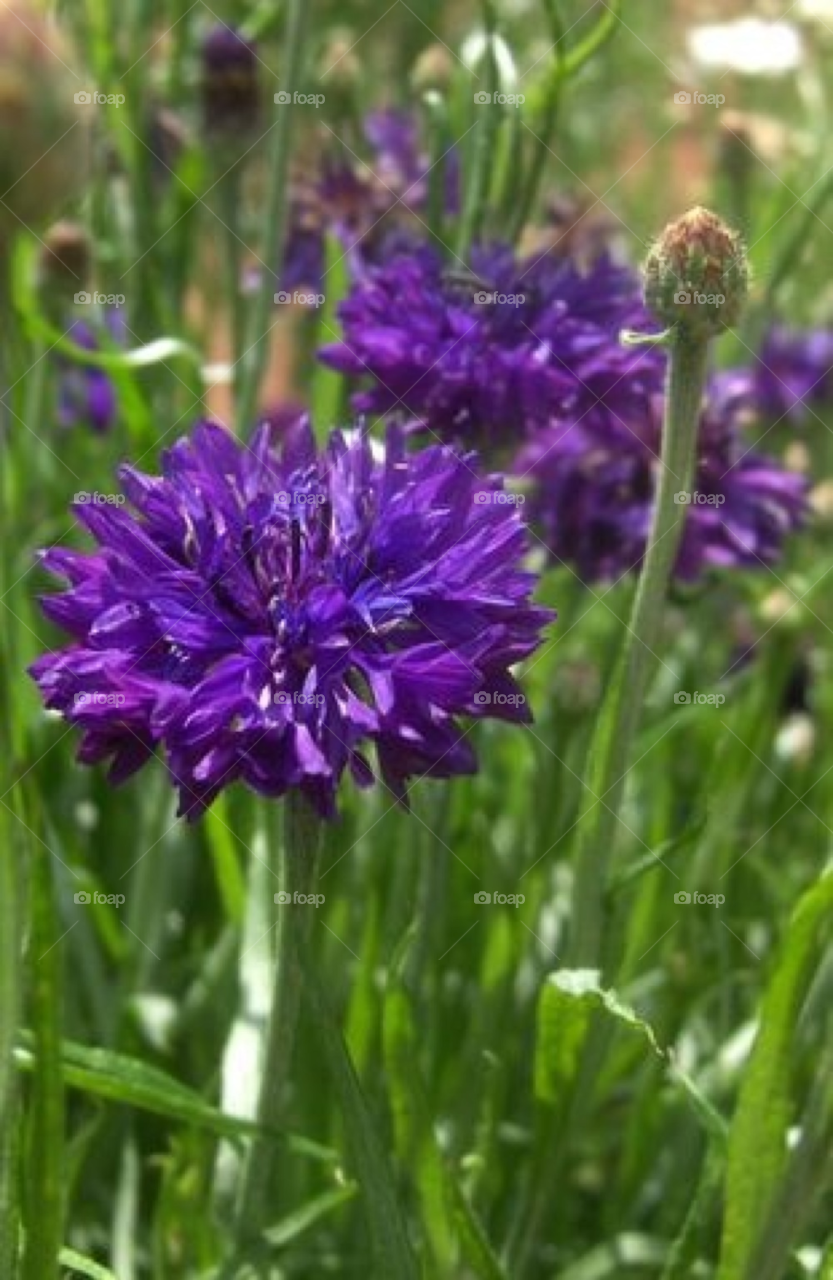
{"left": 516, "top": 370, "right": 808, "bottom": 582}
{"left": 31, "top": 418, "right": 553, "bottom": 819}
{"left": 318, "top": 242, "right": 660, "bottom": 452}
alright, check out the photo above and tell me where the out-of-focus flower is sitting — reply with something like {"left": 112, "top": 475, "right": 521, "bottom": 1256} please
{"left": 30, "top": 418, "right": 553, "bottom": 819}
{"left": 56, "top": 312, "right": 125, "bottom": 434}
{"left": 200, "top": 24, "right": 260, "bottom": 141}
{"left": 319, "top": 242, "right": 659, "bottom": 454}
{"left": 687, "top": 18, "right": 804, "bottom": 76}
{"left": 411, "top": 43, "right": 455, "bottom": 91}
{"left": 0, "top": 1, "right": 87, "bottom": 234}
{"left": 753, "top": 328, "right": 833, "bottom": 423}
{"left": 281, "top": 110, "right": 458, "bottom": 292}
{"left": 516, "top": 372, "right": 808, "bottom": 583}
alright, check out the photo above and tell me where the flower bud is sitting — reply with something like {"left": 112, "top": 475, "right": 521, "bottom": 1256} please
{"left": 411, "top": 44, "right": 454, "bottom": 91}
{"left": 643, "top": 206, "right": 748, "bottom": 336}
{"left": 39, "top": 221, "right": 90, "bottom": 294}
{"left": 0, "top": 1, "right": 87, "bottom": 235}
{"left": 200, "top": 24, "right": 260, "bottom": 142}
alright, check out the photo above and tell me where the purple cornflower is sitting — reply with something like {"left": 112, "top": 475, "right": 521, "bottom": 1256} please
{"left": 517, "top": 370, "right": 808, "bottom": 582}
{"left": 318, "top": 242, "right": 661, "bottom": 454}
{"left": 281, "top": 110, "right": 457, "bottom": 291}
{"left": 30, "top": 418, "right": 553, "bottom": 819}
{"left": 753, "top": 327, "right": 833, "bottom": 423}
{"left": 56, "top": 313, "right": 124, "bottom": 434}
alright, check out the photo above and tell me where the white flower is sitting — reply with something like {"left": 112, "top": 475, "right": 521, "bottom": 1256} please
{"left": 687, "top": 17, "right": 803, "bottom": 76}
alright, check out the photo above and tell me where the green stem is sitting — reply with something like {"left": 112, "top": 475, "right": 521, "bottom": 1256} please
{"left": 216, "top": 168, "right": 243, "bottom": 420}
{"left": 567, "top": 327, "right": 710, "bottom": 969}
{"left": 455, "top": 0, "right": 500, "bottom": 262}
{"left": 232, "top": 792, "right": 322, "bottom": 1257}
{"left": 236, "top": 0, "right": 308, "bottom": 432}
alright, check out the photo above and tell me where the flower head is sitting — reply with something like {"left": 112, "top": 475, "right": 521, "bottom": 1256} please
{"left": 517, "top": 370, "right": 807, "bottom": 582}
{"left": 31, "top": 419, "right": 553, "bottom": 819}
{"left": 319, "top": 242, "right": 658, "bottom": 454}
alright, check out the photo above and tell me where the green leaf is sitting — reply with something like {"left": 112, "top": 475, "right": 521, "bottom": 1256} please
{"left": 58, "top": 1248, "right": 118, "bottom": 1280}
{"left": 717, "top": 868, "right": 833, "bottom": 1280}
{"left": 303, "top": 960, "right": 421, "bottom": 1280}
{"left": 264, "top": 1184, "right": 358, "bottom": 1248}
{"left": 14, "top": 1033, "right": 335, "bottom": 1162}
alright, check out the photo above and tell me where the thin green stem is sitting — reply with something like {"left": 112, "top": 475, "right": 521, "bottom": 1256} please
{"left": 455, "top": 0, "right": 499, "bottom": 262}
{"left": 236, "top": 0, "right": 308, "bottom": 432}
{"left": 568, "top": 327, "right": 710, "bottom": 970}
{"left": 232, "top": 792, "right": 322, "bottom": 1258}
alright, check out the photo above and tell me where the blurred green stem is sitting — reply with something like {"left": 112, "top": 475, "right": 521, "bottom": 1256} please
{"left": 232, "top": 793, "right": 322, "bottom": 1259}
{"left": 455, "top": 0, "right": 499, "bottom": 262}
{"left": 236, "top": 0, "right": 307, "bottom": 431}
{"left": 567, "top": 326, "right": 710, "bottom": 969}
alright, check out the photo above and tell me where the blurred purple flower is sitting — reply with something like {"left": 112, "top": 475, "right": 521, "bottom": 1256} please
{"left": 281, "top": 109, "right": 458, "bottom": 292}
{"left": 753, "top": 327, "right": 833, "bottom": 423}
{"left": 517, "top": 370, "right": 808, "bottom": 582}
{"left": 200, "top": 24, "right": 259, "bottom": 139}
{"left": 30, "top": 418, "right": 553, "bottom": 819}
{"left": 56, "top": 312, "right": 125, "bottom": 434}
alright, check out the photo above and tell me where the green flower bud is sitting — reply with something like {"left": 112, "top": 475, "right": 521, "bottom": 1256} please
{"left": 643, "top": 206, "right": 748, "bottom": 336}
{"left": 0, "top": 2, "right": 87, "bottom": 236}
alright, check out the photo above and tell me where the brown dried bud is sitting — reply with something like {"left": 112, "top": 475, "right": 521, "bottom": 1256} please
{"left": 643, "top": 206, "right": 748, "bottom": 336}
